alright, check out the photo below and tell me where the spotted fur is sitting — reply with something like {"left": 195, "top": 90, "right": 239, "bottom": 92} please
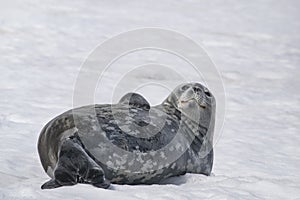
{"left": 38, "top": 82, "right": 215, "bottom": 189}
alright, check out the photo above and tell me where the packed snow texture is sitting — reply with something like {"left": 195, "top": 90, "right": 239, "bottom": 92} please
{"left": 0, "top": 0, "right": 300, "bottom": 199}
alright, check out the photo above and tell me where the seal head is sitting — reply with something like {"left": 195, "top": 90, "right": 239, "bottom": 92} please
{"left": 163, "top": 82, "right": 215, "bottom": 128}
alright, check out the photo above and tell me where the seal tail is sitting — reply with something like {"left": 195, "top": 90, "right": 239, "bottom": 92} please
{"left": 37, "top": 111, "right": 75, "bottom": 178}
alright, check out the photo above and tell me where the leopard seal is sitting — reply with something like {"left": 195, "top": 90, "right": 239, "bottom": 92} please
{"left": 38, "top": 82, "right": 216, "bottom": 189}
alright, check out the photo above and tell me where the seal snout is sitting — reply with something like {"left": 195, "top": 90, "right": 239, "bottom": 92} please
{"left": 179, "top": 98, "right": 207, "bottom": 109}
{"left": 178, "top": 85, "right": 210, "bottom": 110}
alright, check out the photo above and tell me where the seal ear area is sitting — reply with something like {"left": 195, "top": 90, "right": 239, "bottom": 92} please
{"left": 118, "top": 92, "right": 150, "bottom": 110}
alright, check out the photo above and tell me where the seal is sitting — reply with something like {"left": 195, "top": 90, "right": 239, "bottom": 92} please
{"left": 38, "top": 82, "right": 216, "bottom": 189}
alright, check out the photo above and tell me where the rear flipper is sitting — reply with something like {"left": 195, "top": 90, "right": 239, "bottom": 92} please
{"left": 41, "top": 135, "right": 110, "bottom": 189}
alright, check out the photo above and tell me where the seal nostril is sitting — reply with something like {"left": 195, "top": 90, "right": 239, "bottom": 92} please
{"left": 193, "top": 87, "right": 201, "bottom": 93}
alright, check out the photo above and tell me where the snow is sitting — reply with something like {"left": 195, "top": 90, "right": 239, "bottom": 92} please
{"left": 0, "top": 0, "right": 300, "bottom": 199}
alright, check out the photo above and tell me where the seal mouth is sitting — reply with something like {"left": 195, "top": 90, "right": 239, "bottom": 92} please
{"left": 179, "top": 99, "right": 206, "bottom": 109}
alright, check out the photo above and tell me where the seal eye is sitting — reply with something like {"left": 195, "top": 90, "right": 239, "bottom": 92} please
{"left": 204, "top": 90, "right": 211, "bottom": 97}
{"left": 181, "top": 85, "right": 189, "bottom": 91}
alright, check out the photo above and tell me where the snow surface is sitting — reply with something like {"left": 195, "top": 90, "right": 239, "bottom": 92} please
{"left": 0, "top": 0, "right": 300, "bottom": 199}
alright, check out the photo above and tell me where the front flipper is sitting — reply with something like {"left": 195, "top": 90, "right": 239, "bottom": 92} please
{"left": 82, "top": 167, "right": 110, "bottom": 189}
{"left": 118, "top": 92, "right": 150, "bottom": 110}
{"left": 41, "top": 135, "right": 110, "bottom": 189}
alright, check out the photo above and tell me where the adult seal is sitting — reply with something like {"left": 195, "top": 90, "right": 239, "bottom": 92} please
{"left": 38, "top": 82, "right": 216, "bottom": 189}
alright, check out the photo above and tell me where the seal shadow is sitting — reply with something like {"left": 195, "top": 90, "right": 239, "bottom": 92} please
{"left": 159, "top": 175, "right": 189, "bottom": 185}
{"left": 160, "top": 173, "right": 214, "bottom": 186}
{"left": 107, "top": 175, "right": 188, "bottom": 190}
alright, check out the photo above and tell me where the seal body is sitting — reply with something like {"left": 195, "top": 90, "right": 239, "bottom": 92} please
{"left": 38, "top": 83, "right": 215, "bottom": 189}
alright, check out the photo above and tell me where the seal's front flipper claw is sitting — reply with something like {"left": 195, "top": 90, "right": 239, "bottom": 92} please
{"left": 92, "top": 179, "right": 111, "bottom": 189}
{"left": 41, "top": 179, "right": 62, "bottom": 189}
